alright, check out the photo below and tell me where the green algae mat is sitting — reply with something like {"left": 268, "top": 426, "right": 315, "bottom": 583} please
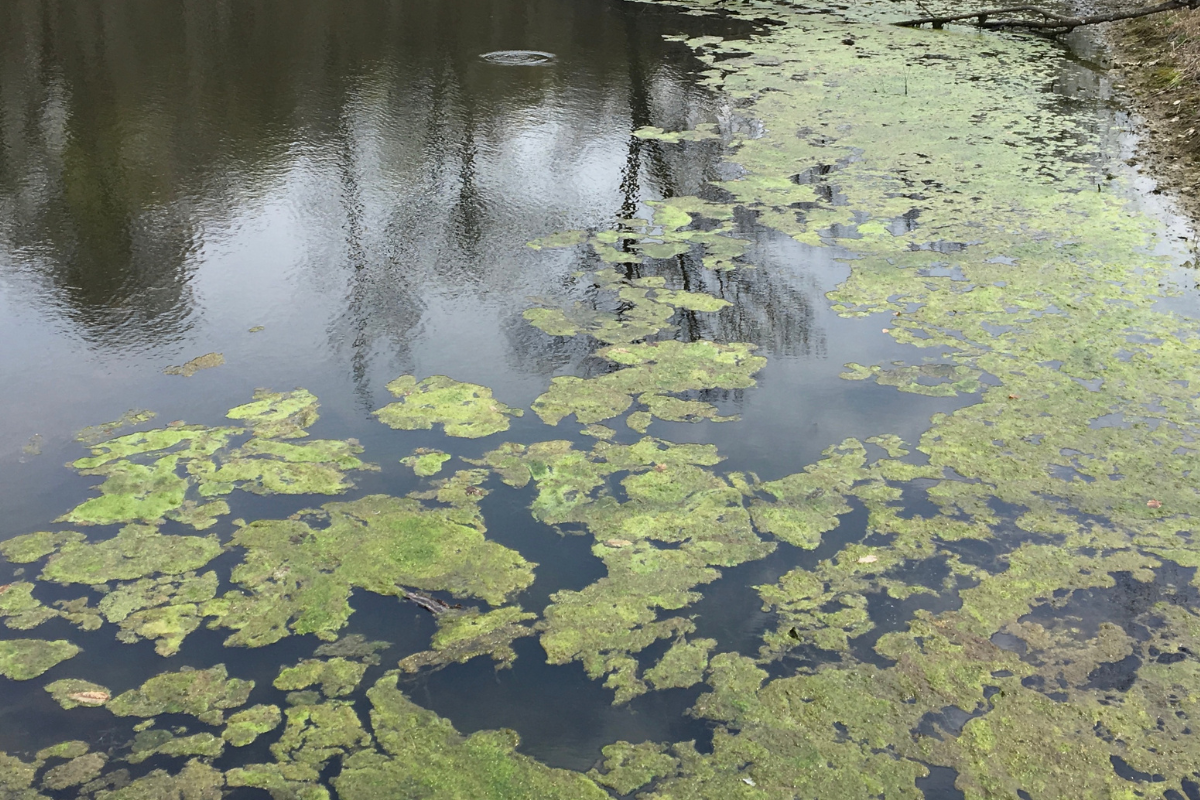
{"left": 3, "top": 0, "right": 1200, "bottom": 797}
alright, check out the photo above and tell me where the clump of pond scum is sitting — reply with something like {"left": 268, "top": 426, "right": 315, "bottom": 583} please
{"left": 5, "top": 0, "right": 1200, "bottom": 795}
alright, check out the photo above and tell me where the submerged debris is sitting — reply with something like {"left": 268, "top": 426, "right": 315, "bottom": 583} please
{"left": 163, "top": 353, "right": 225, "bottom": 377}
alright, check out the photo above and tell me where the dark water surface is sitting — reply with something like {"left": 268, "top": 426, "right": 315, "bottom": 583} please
{"left": 1, "top": 0, "right": 1190, "bottom": 795}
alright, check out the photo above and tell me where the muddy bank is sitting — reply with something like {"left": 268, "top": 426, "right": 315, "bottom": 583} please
{"left": 1109, "top": 7, "right": 1200, "bottom": 222}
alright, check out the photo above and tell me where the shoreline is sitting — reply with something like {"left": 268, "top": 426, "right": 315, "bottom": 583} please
{"left": 1107, "top": 7, "right": 1200, "bottom": 223}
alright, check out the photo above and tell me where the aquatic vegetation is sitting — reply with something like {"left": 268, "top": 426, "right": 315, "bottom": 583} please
{"left": 275, "top": 658, "right": 368, "bottom": 698}
{"left": 100, "top": 759, "right": 224, "bottom": 800}
{"left": 400, "top": 449, "right": 451, "bottom": 477}
{"left": 226, "top": 389, "right": 319, "bottom": 439}
{"left": 333, "top": 674, "right": 609, "bottom": 800}
{"left": 398, "top": 606, "right": 537, "bottom": 672}
{"left": 76, "top": 410, "right": 157, "bottom": 445}
{"left": 44, "top": 679, "right": 111, "bottom": 708}
{"left": 203, "top": 494, "right": 534, "bottom": 647}
{"left": 99, "top": 571, "right": 221, "bottom": 656}
{"left": 272, "top": 701, "right": 372, "bottom": 767}
{"left": 532, "top": 340, "right": 763, "bottom": 431}
{"left": 106, "top": 664, "right": 252, "bottom": 724}
{"left": 644, "top": 636, "right": 715, "bottom": 690}
{"left": 128, "top": 731, "right": 224, "bottom": 764}
{"left": 163, "top": 353, "right": 225, "bottom": 377}
{"left": 0, "top": 639, "right": 79, "bottom": 680}
{"left": 61, "top": 390, "right": 372, "bottom": 528}
{"left": 223, "top": 705, "right": 283, "bottom": 747}
{"left": 0, "top": 531, "right": 84, "bottom": 564}
{"left": 586, "top": 741, "right": 679, "bottom": 795}
{"left": 42, "top": 752, "right": 106, "bottom": 790}
{"left": 523, "top": 266, "right": 729, "bottom": 346}
{"left": 375, "top": 376, "right": 522, "bottom": 438}
{"left": 313, "top": 635, "right": 390, "bottom": 664}
{"left": 38, "top": 525, "right": 220, "bottom": 587}
{"left": 0, "top": 583, "right": 58, "bottom": 630}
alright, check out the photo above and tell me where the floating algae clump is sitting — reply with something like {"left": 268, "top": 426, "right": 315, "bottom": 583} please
{"left": 478, "top": 438, "right": 770, "bottom": 701}
{"left": 98, "top": 571, "right": 221, "bottom": 656}
{"left": 523, "top": 267, "right": 729, "bottom": 345}
{"left": 44, "top": 679, "right": 111, "bottom": 709}
{"left": 586, "top": 741, "right": 679, "bottom": 796}
{"left": 223, "top": 705, "right": 283, "bottom": 747}
{"left": 42, "top": 752, "right": 106, "bottom": 790}
{"left": 531, "top": 340, "right": 763, "bottom": 431}
{"left": 644, "top": 637, "right": 716, "bottom": 690}
{"left": 0, "top": 583, "right": 58, "bottom": 630}
{"left": 98, "top": 759, "right": 223, "bottom": 800}
{"left": 226, "top": 389, "right": 320, "bottom": 439}
{"left": 400, "top": 449, "right": 451, "bottom": 477}
{"left": 39, "top": 525, "right": 221, "bottom": 585}
{"left": 274, "top": 659, "right": 368, "bottom": 698}
{"left": 375, "top": 376, "right": 522, "bottom": 438}
{"left": 334, "top": 673, "right": 609, "bottom": 800}
{"left": 0, "top": 531, "right": 84, "bottom": 564}
{"left": 62, "top": 390, "right": 372, "bottom": 527}
{"left": 271, "top": 701, "right": 372, "bottom": 767}
{"left": 107, "top": 664, "right": 252, "bottom": 724}
{"left": 0, "top": 639, "right": 79, "bottom": 680}
{"left": 398, "top": 606, "right": 537, "bottom": 672}
{"left": 204, "top": 495, "right": 534, "bottom": 647}
{"left": 128, "top": 731, "right": 224, "bottom": 764}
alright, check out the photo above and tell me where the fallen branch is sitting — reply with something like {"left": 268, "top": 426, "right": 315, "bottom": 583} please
{"left": 896, "top": 0, "right": 1198, "bottom": 32}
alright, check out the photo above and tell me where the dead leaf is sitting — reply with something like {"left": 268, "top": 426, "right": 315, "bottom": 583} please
{"left": 67, "top": 691, "right": 110, "bottom": 706}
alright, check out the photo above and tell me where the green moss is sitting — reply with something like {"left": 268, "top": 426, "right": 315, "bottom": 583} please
{"left": 35, "top": 741, "right": 89, "bottom": 760}
{"left": 106, "top": 664, "right": 252, "bottom": 724}
{"left": 400, "top": 449, "right": 452, "bottom": 477}
{"left": 223, "top": 704, "right": 284, "bottom": 747}
{"left": 275, "top": 659, "right": 368, "bottom": 698}
{"left": 204, "top": 495, "right": 533, "bottom": 647}
{"left": 334, "top": 674, "right": 609, "bottom": 800}
{"left": 375, "top": 376, "right": 522, "bottom": 438}
{"left": 44, "top": 679, "right": 111, "bottom": 709}
{"left": 0, "top": 639, "right": 79, "bottom": 680}
{"left": 399, "top": 606, "right": 537, "bottom": 672}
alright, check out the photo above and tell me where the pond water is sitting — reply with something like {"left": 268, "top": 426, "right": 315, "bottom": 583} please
{"left": 2, "top": 0, "right": 1199, "bottom": 797}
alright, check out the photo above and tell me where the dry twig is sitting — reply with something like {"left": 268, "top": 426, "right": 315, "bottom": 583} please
{"left": 896, "top": 0, "right": 1198, "bottom": 33}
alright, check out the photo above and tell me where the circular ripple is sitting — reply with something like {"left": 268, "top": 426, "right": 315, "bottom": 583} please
{"left": 479, "top": 50, "right": 556, "bottom": 66}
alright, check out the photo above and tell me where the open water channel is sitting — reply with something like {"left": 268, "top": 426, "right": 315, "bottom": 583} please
{"left": 1, "top": 0, "right": 1199, "bottom": 797}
